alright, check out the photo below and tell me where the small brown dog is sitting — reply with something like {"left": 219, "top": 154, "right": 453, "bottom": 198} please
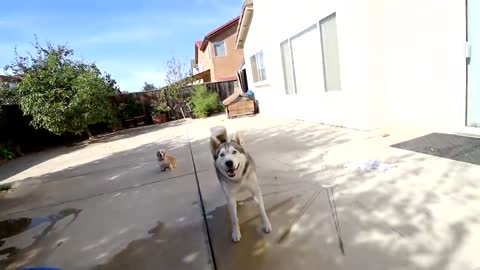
{"left": 156, "top": 149, "right": 176, "bottom": 171}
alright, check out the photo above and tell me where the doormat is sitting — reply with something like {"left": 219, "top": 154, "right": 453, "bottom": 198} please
{"left": 391, "top": 132, "right": 480, "bottom": 165}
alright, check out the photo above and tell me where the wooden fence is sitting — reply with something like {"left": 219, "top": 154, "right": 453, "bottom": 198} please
{"left": 204, "top": 80, "right": 236, "bottom": 101}
{"left": 113, "top": 79, "right": 237, "bottom": 120}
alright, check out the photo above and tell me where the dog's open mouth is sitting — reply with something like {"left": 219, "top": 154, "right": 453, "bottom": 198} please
{"left": 226, "top": 164, "right": 240, "bottom": 177}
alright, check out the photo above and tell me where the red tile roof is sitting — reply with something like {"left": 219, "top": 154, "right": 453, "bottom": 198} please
{"left": 199, "top": 16, "right": 240, "bottom": 51}
{"left": 194, "top": 40, "right": 203, "bottom": 63}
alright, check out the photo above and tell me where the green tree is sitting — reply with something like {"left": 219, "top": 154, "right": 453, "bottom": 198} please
{"left": 190, "top": 85, "right": 220, "bottom": 118}
{"left": 164, "top": 57, "right": 195, "bottom": 119}
{"left": 142, "top": 82, "right": 156, "bottom": 91}
{"left": 4, "top": 38, "right": 119, "bottom": 138}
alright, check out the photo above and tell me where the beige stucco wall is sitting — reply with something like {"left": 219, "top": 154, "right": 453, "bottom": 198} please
{"left": 196, "top": 22, "right": 244, "bottom": 82}
{"left": 197, "top": 45, "right": 215, "bottom": 81}
{"left": 210, "top": 24, "right": 245, "bottom": 81}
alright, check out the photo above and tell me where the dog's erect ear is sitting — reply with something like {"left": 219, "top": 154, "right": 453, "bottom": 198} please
{"left": 210, "top": 136, "right": 221, "bottom": 157}
{"left": 231, "top": 131, "right": 244, "bottom": 146}
{"left": 210, "top": 126, "right": 228, "bottom": 157}
{"left": 210, "top": 126, "right": 228, "bottom": 143}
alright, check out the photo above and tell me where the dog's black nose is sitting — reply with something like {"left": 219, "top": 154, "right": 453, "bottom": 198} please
{"left": 225, "top": 160, "right": 233, "bottom": 168}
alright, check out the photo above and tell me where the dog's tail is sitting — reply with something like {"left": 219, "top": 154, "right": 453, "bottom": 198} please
{"left": 210, "top": 126, "right": 228, "bottom": 157}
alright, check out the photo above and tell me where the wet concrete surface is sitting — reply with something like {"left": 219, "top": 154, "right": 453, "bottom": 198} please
{"left": 0, "top": 175, "right": 213, "bottom": 269}
{"left": 2, "top": 115, "right": 480, "bottom": 269}
{"left": 187, "top": 116, "right": 480, "bottom": 270}
{"left": 0, "top": 130, "right": 213, "bottom": 269}
{"left": 194, "top": 152, "right": 346, "bottom": 270}
{"left": 0, "top": 137, "right": 193, "bottom": 216}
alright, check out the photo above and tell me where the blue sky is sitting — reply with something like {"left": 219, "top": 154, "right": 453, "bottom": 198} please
{"left": 0, "top": 0, "right": 241, "bottom": 92}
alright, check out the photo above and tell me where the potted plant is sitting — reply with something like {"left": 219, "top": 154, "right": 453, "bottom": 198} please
{"left": 151, "top": 100, "right": 170, "bottom": 124}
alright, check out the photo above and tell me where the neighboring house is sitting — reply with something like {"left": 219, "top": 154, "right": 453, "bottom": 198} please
{"left": 236, "top": 0, "right": 478, "bottom": 133}
{"left": 192, "top": 16, "right": 245, "bottom": 83}
{"left": 0, "top": 75, "right": 21, "bottom": 89}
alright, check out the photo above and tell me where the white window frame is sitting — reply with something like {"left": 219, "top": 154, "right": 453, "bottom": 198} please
{"left": 280, "top": 12, "right": 341, "bottom": 94}
{"left": 280, "top": 39, "right": 296, "bottom": 95}
{"left": 250, "top": 50, "right": 267, "bottom": 83}
{"left": 213, "top": 41, "right": 227, "bottom": 57}
{"left": 319, "top": 13, "right": 341, "bottom": 92}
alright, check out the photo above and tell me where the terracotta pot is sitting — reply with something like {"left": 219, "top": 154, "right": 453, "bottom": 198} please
{"left": 152, "top": 113, "right": 168, "bottom": 124}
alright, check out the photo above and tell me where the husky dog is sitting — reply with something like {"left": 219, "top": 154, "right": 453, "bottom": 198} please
{"left": 157, "top": 149, "right": 176, "bottom": 171}
{"left": 210, "top": 126, "right": 272, "bottom": 242}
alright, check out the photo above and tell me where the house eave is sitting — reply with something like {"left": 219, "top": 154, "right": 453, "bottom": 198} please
{"left": 200, "top": 16, "right": 240, "bottom": 52}
{"left": 235, "top": 2, "right": 254, "bottom": 50}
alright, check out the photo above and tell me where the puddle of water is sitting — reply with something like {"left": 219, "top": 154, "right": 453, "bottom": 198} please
{"left": 0, "top": 183, "right": 13, "bottom": 196}
{"left": 0, "top": 208, "right": 82, "bottom": 269}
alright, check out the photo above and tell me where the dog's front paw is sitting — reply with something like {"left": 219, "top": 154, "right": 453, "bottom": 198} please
{"left": 263, "top": 221, "right": 272, "bottom": 233}
{"left": 231, "top": 228, "right": 241, "bottom": 242}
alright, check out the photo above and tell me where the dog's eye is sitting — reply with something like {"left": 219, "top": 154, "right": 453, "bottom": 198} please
{"left": 232, "top": 150, "right": 238, "bottom": 155}
{"left": 220, "top": 153, "right": 225, "bottom": 157}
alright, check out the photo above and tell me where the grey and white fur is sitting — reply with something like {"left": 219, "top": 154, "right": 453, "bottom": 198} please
{"left": 210, "top": 126, "right": 271, "bottom": 242}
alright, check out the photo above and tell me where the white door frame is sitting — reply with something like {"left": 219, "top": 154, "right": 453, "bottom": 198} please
{"left": 457, "top": 0, "right": 480, "bottom": 136}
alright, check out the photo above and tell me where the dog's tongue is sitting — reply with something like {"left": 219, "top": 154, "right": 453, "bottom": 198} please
{"left": 227, "top": 168, "right": 236, "bottom": 176}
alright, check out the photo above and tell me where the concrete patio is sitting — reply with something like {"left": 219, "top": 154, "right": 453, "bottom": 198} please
{"left": 1, "top": 115, "right": 480, "bottom": 270}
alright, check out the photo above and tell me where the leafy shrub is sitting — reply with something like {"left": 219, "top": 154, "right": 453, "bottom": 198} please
{"left": 6, "top": 40, "right": 119, "bottom": 136}
{"left": 151, "top": 103, "right": 169, "bottom": 115}
{"left": 150, "top": 94, "right": 169, "bottom": 115}
{"left": 0, "top": 148, "right": 15, "bottom": 160}
{"left": 190, "top": 85, "right": 220, "bottom": 118}
{"left": 118, "top": 96, "right": 144, "bottom": 120}
{"left": 216, "top": 103, "right": 225, "bottom": 112}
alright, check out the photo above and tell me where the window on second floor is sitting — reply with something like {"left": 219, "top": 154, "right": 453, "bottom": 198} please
{"left": 250, "top": 50, "right": 266, "bottom": 83}
{"left": 213, "top": 41, "right": 226, "bottom": 57}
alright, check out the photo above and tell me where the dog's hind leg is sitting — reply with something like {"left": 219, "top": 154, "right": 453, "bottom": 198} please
{"left": 227, "top": 198, "right": 241, "bottom": 242}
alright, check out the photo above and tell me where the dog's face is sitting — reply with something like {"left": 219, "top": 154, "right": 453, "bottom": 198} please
{"left": 211, "top": 130, "right": 247, "bottom": 180}
{"left": 156, "top": 149, "right": 166, "bottom": 161}
{"left": 214, "top": 141, "right": 247, "bottom": 179}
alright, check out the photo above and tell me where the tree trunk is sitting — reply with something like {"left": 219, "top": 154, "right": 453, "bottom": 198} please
{"left": 86, "top": 128, "right": 93, "bottom": 139}
{"left": 180, "top": 106, "right": 186, "bottom": 119}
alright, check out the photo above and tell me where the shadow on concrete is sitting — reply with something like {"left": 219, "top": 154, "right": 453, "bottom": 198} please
{"left": 0, "top": 144, "right": 87, "bottom": 184}
{"left": 0, "top": 136, "right": 187, "bottom": 217}
{"left": 91, "top": 221, "right": 210, "bottom": 270}
{"left": 186, "top": 117, "right": 480, "bottom": 269}
{"left": 0, "top": 120, "right": 188, "bottom": 184}
{"left": 1, "top": 115, "right": 479, "bottom": 269}
{"left": 85, "top": 120, "right": 189, "bottom": 145}
{"left": 0, "top": 132, "right": 202, "bottom": 269}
